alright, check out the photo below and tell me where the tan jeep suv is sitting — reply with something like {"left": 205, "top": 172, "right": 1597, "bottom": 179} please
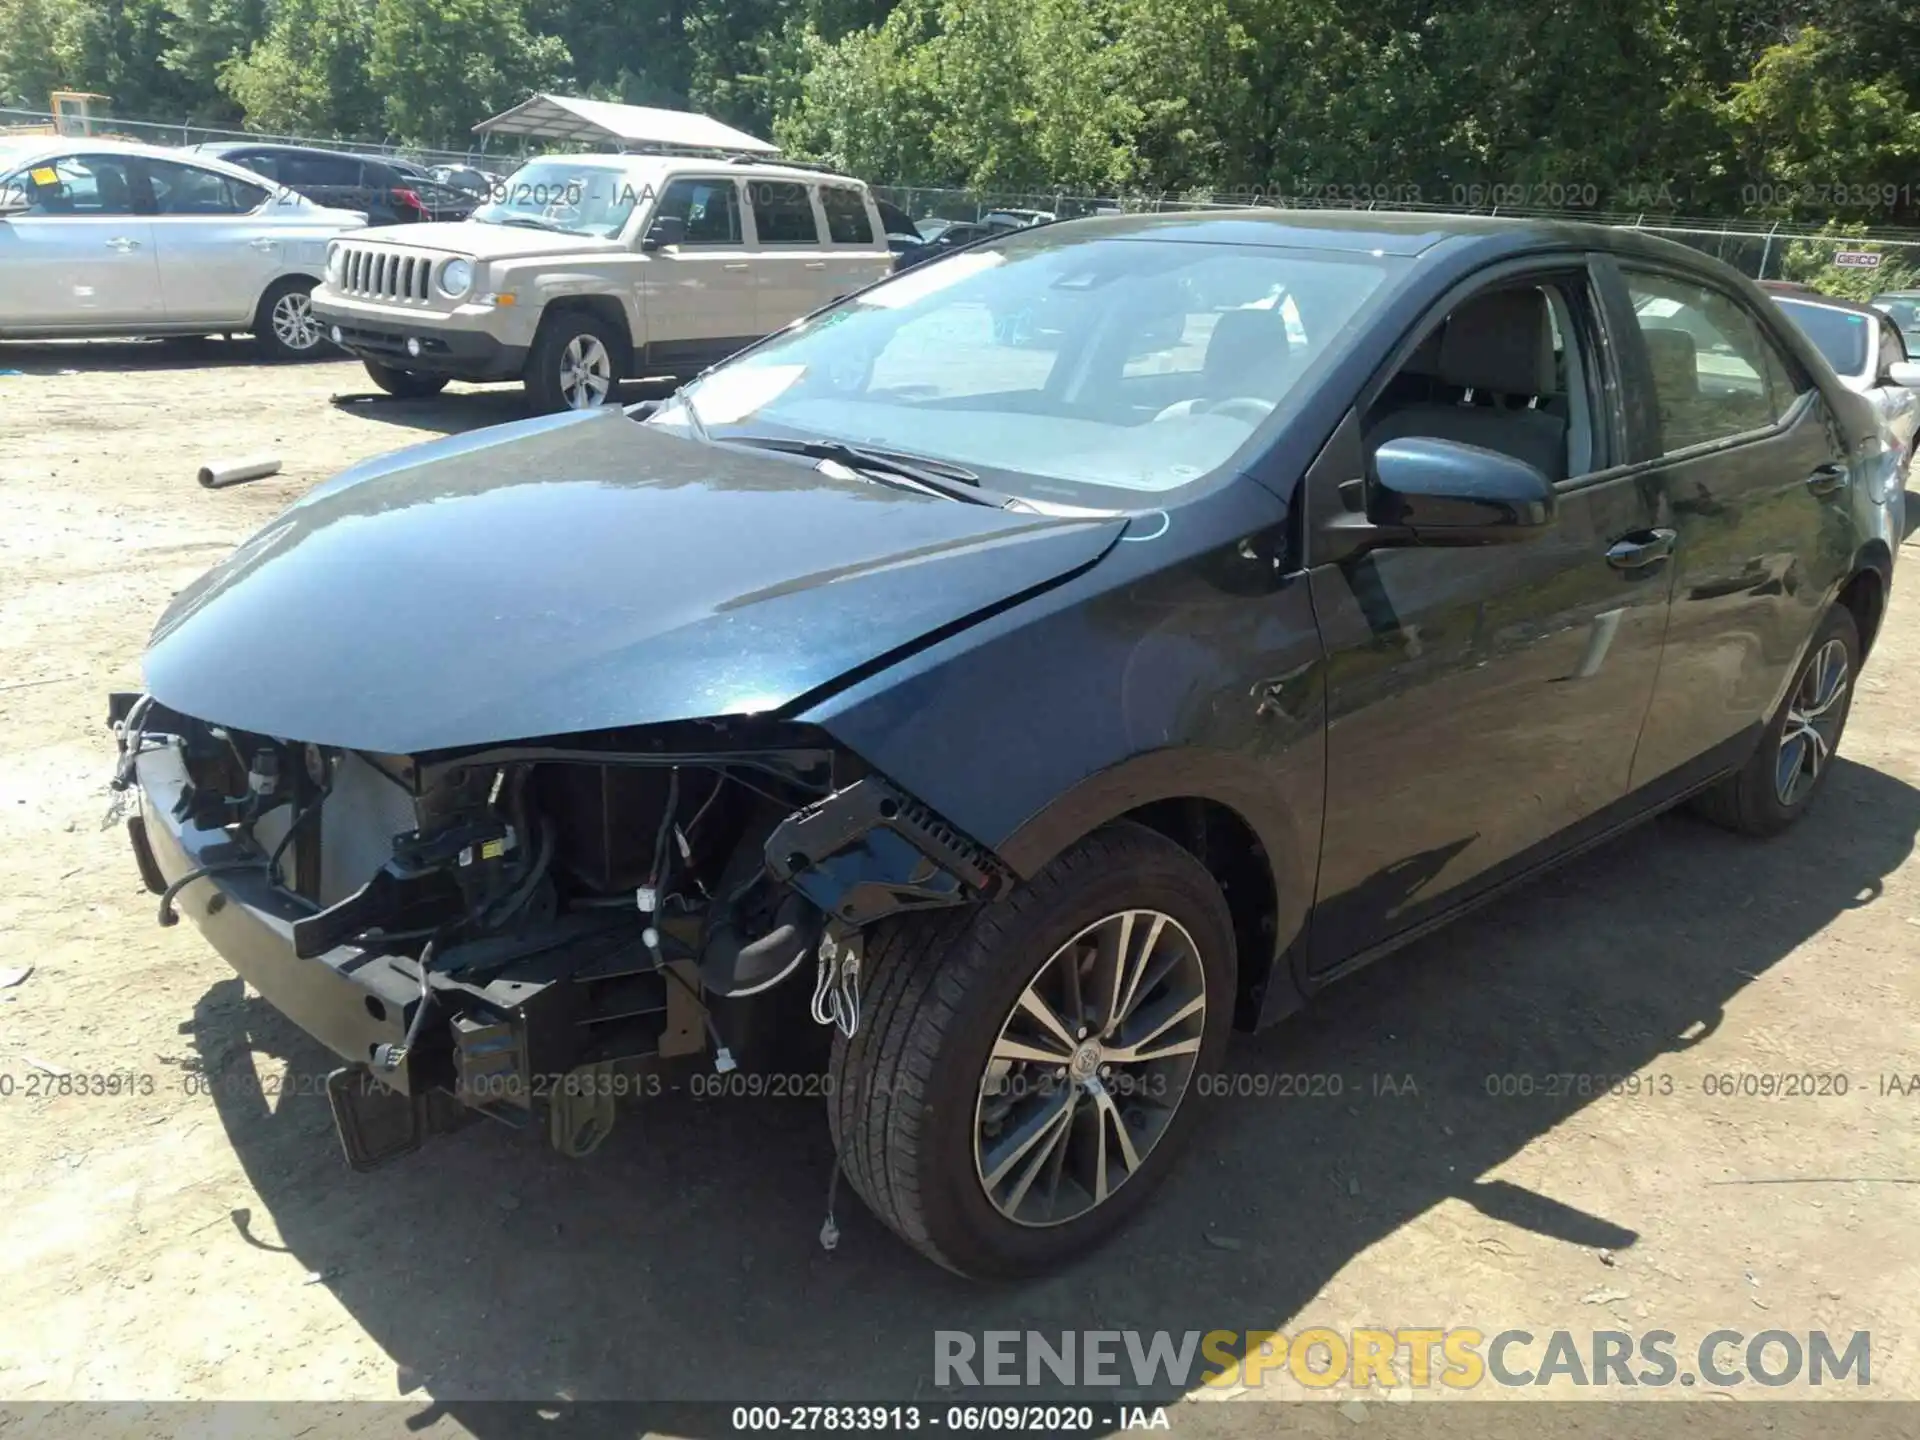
{"left": 310, "top": 153, "right": 892, "bottom": 412}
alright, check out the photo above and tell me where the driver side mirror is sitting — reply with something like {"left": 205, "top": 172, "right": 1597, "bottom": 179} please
{"left": 641, "top": 214, "right": 685, "bottom": 252}
{"left": 1887, "top": 359, "right": 1920, "bottom": 391}
{"left": 1370, "top": 437, "right": 1556, "bottom": 542}
{"left": 0, "top": 185, "right": 32, "bottom": 218}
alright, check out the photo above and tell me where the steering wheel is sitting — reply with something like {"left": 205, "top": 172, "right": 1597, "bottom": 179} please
{"left": 1151, "top": 395, "right": 1276, "bottom": 424}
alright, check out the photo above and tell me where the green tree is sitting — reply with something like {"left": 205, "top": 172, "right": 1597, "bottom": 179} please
{"left": 368, "top": 0, "right": 571, "bottom": 145}
{"left": 0, "top": 0, "right": 86, "bottom": 109}
{"left": 223, "top": 0, "right": 380, "bottom": 138}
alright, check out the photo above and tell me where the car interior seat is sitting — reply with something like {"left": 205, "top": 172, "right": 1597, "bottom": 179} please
{"left": 1366, "top": 288, "right": 1569, "bottom": 482}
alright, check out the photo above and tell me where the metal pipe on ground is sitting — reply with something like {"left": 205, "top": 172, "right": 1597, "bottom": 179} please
{"left": 197, "top": 456, "right": 282, "bottom": 489}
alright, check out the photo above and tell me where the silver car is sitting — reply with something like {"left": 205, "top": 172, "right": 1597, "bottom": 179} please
{"left": 1773, "top": 292, "right": 1919, "bottom": 554}
{"left": 0, "top": 137, "right": 365, "bottom": 359}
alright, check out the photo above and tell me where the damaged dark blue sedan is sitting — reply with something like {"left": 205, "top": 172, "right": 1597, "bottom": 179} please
{"left": 111, "top": 211, "right": 1897, "bottom": 1277}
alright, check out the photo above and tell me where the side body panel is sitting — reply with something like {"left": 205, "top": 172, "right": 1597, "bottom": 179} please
{"left": 803, "top": 473, "right": 1327, "bottom": 1025}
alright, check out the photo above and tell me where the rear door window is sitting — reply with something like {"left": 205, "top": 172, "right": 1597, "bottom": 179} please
{"left": 145, "top": 160, "right": 268, "bottom": 216}
{"left": 820, "top": 185, "right": 873, "bottom": 245}
{"left": 281, "top": 152, "right": 362, "bottom": 189}
{"left": 1624, "top": 271, "right": 1802, "bottom": 452}
{"left": 749, "top": 181, "right": 819, "bottom": 245}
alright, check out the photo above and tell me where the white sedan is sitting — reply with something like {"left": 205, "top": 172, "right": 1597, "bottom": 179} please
{"left": 0, "top": 136, "right": 365, "bottom": 359}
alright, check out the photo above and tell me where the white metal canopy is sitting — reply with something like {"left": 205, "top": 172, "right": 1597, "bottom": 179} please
{"left": 473, "top": 94, "right": 780, "bottom": 157}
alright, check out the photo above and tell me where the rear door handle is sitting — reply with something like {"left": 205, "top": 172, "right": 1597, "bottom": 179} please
{"left": 803, "top": 260, "right": 827, "bottom": 270}
{"left": 247, "top": 237, "right": 278, "bottom": 252}
{"left": 1806, "top": 462, "right": 1849, "bottom": 496}
{"left": 1606, "top": 527, "right": 1677, "bottom": 570}
{"left": 721, "top": 262, "right": 750, "bottom": 271}
{"left": 106, "top": 236, "right": 141, "bottom": 252}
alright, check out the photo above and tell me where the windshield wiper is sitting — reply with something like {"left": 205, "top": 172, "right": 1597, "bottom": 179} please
{"left": 719, "top": 435, "right": 1004, "bottom": 506}
{"left": 491, "top": 214, "right": 567, "bottom": 232}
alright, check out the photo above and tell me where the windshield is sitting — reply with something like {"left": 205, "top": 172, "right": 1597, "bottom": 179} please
{"left": 1776, "top": 300, "right": 1870, "bottom": 377}
{"left": 1874, "top": 296, "right": 1920, "bottom": 334}
{"left": 470, "top": 160, "right": 641, "bottom": 238}
{"left": 648, "top": 232, "right": 1400, "bottom": 502}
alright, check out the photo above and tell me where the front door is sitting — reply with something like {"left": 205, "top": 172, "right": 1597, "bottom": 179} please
{"left": 1607, "top": 263, "right": 1860, "bottom": 789}
{"left": 0, "top": 153, "right": 159, "bottom": 330}
{"left": 635, "top": 175, "right": 758, "bottom": 374}
{"left": 1306, "top": 262, "right": 1674, "bottom": 969}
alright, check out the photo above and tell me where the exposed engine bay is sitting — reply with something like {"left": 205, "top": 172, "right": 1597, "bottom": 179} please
{"left": 108, "top": 693, "right": 1007, "bottom": 1169}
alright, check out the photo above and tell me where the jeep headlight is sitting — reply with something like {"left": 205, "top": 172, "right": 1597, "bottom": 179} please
{"left": 325, "top": 243, "right": 345, "bottom": 287}
{"left": 438, "top": 258, "right": 474, "bottom": 299}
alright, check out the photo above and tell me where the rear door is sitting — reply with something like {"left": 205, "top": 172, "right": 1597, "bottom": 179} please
{"left": 635, "top": 175, "right": 758, "bottom": 372}
{"left": 815, "top": 183, "right": 892, "bottom": 302}
{"left": 1603, "top": 260, "right": 1859, "bottom": 789}
{"left": 1306, "top": 258, "right": 1674, "bottom": 969}
{"left": 744, "top": 178, "right": 828, "bottom": 332}
{"left": 0, "top": 152, "right": 159, "bottom": 329}
{"left": 141, "top": 157, "right": 278, "bottom": 326}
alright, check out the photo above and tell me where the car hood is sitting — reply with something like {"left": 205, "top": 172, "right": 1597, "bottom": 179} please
{"left": 142, "top": 411, "right": 1125, "bottom": 754}
{"left": 348, "top": 220, "right": 622, "bottom": 260}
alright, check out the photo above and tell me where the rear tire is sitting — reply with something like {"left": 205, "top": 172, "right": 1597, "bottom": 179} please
{"left": 828, "top": 822, "right": 1235, "bottom": 1278}
{"left": 252, "top": 277, "right": 327, "bottom": 361}
{"left": 362, "top": 360, "right": 449, "bottom": 399}
{"left": 1691, "top": 604, "right": 1859, "bottom": 837}
{"left": 524, "top": 311, "right": 623, "bottom": 414}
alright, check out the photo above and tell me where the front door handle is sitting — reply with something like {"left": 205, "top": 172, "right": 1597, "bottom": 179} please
{"left": 721, "top": 261, "right": 750, "bottom": 271}
{"left": 803, "top": 260, "right": 827, "bottom": 270}
{"left": 1606, "top": 527, "right": 1677, "bottom": 570}
{"left": 1806, "top": 462, "right": 1849, "bottom": 496}
{"left": 105, "top": 236, "right": 141, "bottom": 252}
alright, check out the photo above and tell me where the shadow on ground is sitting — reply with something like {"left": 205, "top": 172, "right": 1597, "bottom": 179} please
{"left": 328, "top": 377, "right": 680, "bottom": 437}
{"left": 182, "top": 758, "right": 1920, "bottom": 1426}
{"left": 0, "top": 337, "right": 352, "bottom": 374}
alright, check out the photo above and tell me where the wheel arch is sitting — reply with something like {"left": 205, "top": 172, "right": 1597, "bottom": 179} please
{"left": 995, "top": 752, "right": 1314, "bottom": 1032}
{"left": 532, "top": 295, "right": 636, "bottom": 372}
{"left": 1837, "top": 545, "right": 1892, "bottom": 660}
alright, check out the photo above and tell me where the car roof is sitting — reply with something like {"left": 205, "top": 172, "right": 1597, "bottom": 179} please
{"left": 993, "top": 207, "right": 1671, "bottom": 260}
{"left": 0, "top": 134, "right": 296, "bottom": 189}
{"left": 512, "top": 151, "right": 865, "bottom": 188}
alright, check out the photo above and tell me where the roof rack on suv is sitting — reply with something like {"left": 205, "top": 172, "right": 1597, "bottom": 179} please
{"left": 718, "top": 153, "right": 845, "bottom": 175}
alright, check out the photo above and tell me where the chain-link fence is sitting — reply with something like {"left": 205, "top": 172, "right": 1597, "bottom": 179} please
{"left": 873, "top": 185, "right": 1920, "bottom": 296}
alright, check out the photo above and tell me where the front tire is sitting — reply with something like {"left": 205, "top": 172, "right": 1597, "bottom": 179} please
{"left": 1692, "top": 604, "right": 1859, "bottom": 836}
{"left": 362, "top": 359, "right": 450, "bottom": 399}
{"left": 524, "top": 312, "right": 623, "bottom": 414}
{"left": 829, "top": 822, "right": 1235, "bottom": 1278}
{"left": 252, "top": 277, "right": 326, "bottom": 361}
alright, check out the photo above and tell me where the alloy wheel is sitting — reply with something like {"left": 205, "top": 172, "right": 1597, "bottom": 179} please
{"left": 973, "top": 909, "right": 1208, "bottom": 1227}
{"left": 1775, "top": 637, "right": 1849, "bottom": 806}
{"left": 559, "top": 334, "right": 613, "bottom": 409}
{"left": 271, "top": 291, "right": 322, "bottom": 352}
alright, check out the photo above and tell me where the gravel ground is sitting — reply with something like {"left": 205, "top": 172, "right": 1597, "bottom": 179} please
{"left": 0, "top": 340, "right": 1916, "bottom": 1435}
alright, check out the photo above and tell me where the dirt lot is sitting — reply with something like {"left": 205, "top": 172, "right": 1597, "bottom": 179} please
{"left": 0, "top": 341, "right": 1917, "bottom": 1432}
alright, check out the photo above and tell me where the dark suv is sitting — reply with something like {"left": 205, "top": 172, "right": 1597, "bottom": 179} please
{"left": 188, "top": 143, "right": 437, "bottom": 226}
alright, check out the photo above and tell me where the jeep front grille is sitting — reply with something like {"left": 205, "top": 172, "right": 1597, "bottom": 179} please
{"left": 337, "top": 244, "right": 434, "bottom": 304}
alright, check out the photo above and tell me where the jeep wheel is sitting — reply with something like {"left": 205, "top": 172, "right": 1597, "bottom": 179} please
{"left": 526, "top": 313, "right": 622, "bottom": 414}
{"left": 1693, "top": 604, "right": 1859, "bottom": 837}
{"left": 829, "top": 822, "right": 1234, "bottom": 1278}
{"left": 253, "top": 277, "right": 327, "bottom": 361}
{"left": 362, "top": 360, "right": 450, "bottom": 399}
